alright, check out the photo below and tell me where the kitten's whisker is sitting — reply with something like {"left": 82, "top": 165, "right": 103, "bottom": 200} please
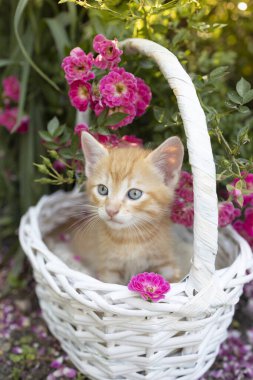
{"left": 67, "top": 213, "right": 98, "bottom": 234}
{"left": 73, "top": 216, "right": 99, "bottom": 239}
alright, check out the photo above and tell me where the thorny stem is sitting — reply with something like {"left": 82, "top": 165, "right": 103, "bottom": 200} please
{"left": 142, "top": 3, "right": 152, "bottom": 40}
{"left": 215, "top": 127, "right": 242, "bottom": 178}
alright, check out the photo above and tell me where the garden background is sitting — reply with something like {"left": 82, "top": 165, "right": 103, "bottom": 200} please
{"left": 0, "top": 0, "right": 253, "bottom": 379}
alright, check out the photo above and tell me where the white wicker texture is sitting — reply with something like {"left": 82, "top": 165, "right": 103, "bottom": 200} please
{"left": 19, "top": 39, "right": 253, "bottom": 380}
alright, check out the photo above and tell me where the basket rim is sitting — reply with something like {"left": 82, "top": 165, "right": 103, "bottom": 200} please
{"left": 19, "top": 189, "right": 253, "bottom": 316}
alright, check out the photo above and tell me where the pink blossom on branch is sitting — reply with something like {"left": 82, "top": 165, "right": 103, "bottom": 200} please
{"left": 171, "top": 198, "right": 194, "bottom": 228}
{"left": 93, "top": 34, "right": 123, "bottom": 70}
{"left": 53, "top": 160, "right": 66, "bottom": 173}
{"left": 218, "top": 201, "right": 241, "bottom": 228}
{"left": 171, "top": 171, "right": 241, "bottom": 229}
{"left": 231, "top": 173, "right": 253, "bottom": 207}
{"left": 135, "top": 77, "right": 152, "bottom": 117}
{"left": 233, "top": 219, "right": 253, "bottom": 249}
{"left": 120, "top": 135, "right": 143, "bottom": 146}
{"left": 74, "top": 123, "right": 89, "bottom": 137}
{"left": 68, "top": 80, "right": 91, "bottom": 111}
{"left": 92, "top": 133, "right": 120, "bottom": 147}
{"left": 61, "top": 47, "right": 94, "bottom": 84}
{"left": 0, "top": 107, "right": 29, "bottom": 133}
{"left": 2, "top": 76, "right": 20, "bottom": 103}
{"left": 108, "top": 103, "right": 136, "bottom": 129}
{"left": 243, "top": 207, "right": 253, "bottom": 238}
{"left": 99, "top": 68, "right": 137, "bottom": 108}
{"left": 175, "top": 170, "right": 193, "bottom": 203}
{"left": 128, "top": 272, "right": 171, "bottom": 302}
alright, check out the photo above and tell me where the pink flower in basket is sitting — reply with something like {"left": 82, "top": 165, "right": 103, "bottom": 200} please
{"left": 99, "top": 68, "right": 137, "bottom": 108}
{"left": 128, "top": 272, "right": 171, "bottom": 302}
{"left": 68, "top": 80, "right": 91, "bottom": 111}
{"left": 61, "top": 47, "right": 94, "bottom": 84}
{"left": 93, "top": 34, "right": 123, "bottom": 69}
{"left": 2, "top": 76, "right": 20, "bottom": 103}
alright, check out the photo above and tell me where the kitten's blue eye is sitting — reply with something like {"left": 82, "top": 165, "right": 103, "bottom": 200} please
{"left": 98, "top": 184, "right": 108, "bottom": 196}
{"left": 128, "top": 188, "right": 142, "bottom": 200}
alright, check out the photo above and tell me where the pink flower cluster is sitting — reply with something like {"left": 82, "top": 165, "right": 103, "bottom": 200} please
{"left": 93, "top": 34, "right": 123, "bottom": 70}
{"left": 218, "top": 201, "right": 241, "bottom": 228}
{"left": 233, "top": 208, "right": 253, "bottom": 248}
{"left": 227, "top": 173, "right": 253, "bottom": 249}
{"left": 128, "top": 272, "right": 171, "bottom": 302}
{"left": 230, "top": 173, "right": 253, "bottom": 207}
{"left": 0, "top": 76, "right": 29, "bottom": 134}
{"left": 74, "top": 123, "right": 143, "bottom": 147}
{"left": 61, "top": 34, "right": 152, "bottom": 129}
{"left": 171, "top": 171, "right": 241, "bottom": 229}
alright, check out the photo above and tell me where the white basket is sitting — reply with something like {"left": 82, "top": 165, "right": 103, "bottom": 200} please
{"left": 19, "top": 39, "right": 253, "bottom": 380}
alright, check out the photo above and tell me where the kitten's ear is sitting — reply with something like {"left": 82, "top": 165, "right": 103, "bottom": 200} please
{"left": 147, "top": 136, "right": 184, "bottom": 187}
{"left": 81, "top": 132, "right": 108, "bottom": 177}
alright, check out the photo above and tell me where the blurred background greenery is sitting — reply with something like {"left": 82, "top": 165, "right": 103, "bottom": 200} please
{"left": 0, "top": 0, "right": 252, "bottom": 273}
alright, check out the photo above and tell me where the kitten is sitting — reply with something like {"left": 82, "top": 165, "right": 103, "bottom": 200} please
{"left": 73, "top": 132, "right": 185, "bottom": 284}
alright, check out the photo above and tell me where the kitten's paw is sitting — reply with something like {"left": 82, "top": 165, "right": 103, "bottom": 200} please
{"left": 98, "top": 270, "right": 123, "bottom": 284}
{"left": 154, "top": 265, "right": 181, "bottom": 282}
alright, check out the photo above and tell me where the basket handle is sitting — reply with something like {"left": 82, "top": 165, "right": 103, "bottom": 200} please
{"left": 119, "top": 38, "right": 218, "bottom": 292}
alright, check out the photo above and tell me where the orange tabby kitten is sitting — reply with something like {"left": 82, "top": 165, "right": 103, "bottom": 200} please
{"left": 74, "top": 132, "right": 184, "bottom": 284}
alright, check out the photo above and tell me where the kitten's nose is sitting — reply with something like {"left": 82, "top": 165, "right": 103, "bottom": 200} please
{"left": 106, "top": 206, "right": 119, "bottom": 218}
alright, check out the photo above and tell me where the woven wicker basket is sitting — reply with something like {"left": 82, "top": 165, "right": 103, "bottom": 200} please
{"left": 19, "top": 39, "right": 253, "bottom": 380}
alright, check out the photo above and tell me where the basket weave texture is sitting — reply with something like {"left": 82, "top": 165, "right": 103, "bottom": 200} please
{"left": 19, "top": 39, "right": 253, "bottom": 380}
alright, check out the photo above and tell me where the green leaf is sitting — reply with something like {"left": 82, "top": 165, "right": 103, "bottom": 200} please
{"left": 39, "top": 131, "right": 53, "bottom": 142}
{"left": 238, "top": 105, "right": 250, "bottom": 114}
{"left": 45, "top": 15, "right": 70, "bottom": 59}
{"left": 60, "top": 148, "right": 74, "bottom": 159}
{"left": 97, "top": 108, "right": 108, "bottom": 127}
{"left": 44, "top": 142, "right": 61, "bottom": 149}
{"left": 227, "top": 91, "right": 243, "bottom": 105}
{"left": 0, "top": 59, "right": 20, "bottom": 67}
{"left": 237, "top": 126, "right": 250, "bottom": 145}
{"left": 47, "top": 117, "right": 60, "bottom": 136}
{"left": 153, "top": 106, "right": 170, "bottom": 124}
{"left": 104, "top": 112, "right": 128, "bottom": 127}
{"left": 59, "top": 130, "right": 71, "bottom": 144}
{"left": 54, "top": 125, "right": 66, "bottom": 136}
{"left": 236, "top": 77, "right": 251, "bottom": 97}
{"left": 209, "top": 66, "right": 229, "bottom": 80}
{"left": 242, "top": 89, "right": 253, "bottom": 104}
{"left": 11, "top": 29, "right": 33, "bottom": 133}
{"left": 14, "top": 0, "right": 61, "bottom": 92}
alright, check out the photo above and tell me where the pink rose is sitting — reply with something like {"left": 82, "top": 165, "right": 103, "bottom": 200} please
{"left": 175, "top": 171, "right": 194, "bottom": 203}
{"left": 2, "top": 76, "right": 20, "bottom": 103}
{"left": 120, "top": 135, "right": 143, "bottom": 146}
{"left": 171, "top": 198, "right": 194, "bottom": 228}
{"left": 128, "top": 272, "right": 171, "bottom": 302}
{"left": 0, "top": 107, "right": 29, "bottom": 133}
{"left": 74, "top": 123, "right": 89, "bottom": 137}
{"left": 218, "top": 201, "right": 241, "bottom": 228}
{"left": 92, "top": 133, "right": 120, "bottom": 147}
{"left": 99, "top": 68, "right": 137, "bottom": 108}
{"left": 230, "top": 173, "right": 253, "bottom": 206}
{"left": 93, "top": 34, "right": 123, "bottom": 70}
{"left": 135, "top": 77, "right": 152, "bottom": 117}
{"left": 61, "top": 47, "right": 94, "bottom": 84}
{"left": 68, "top": 80, "right": 91, "bottom": 111}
